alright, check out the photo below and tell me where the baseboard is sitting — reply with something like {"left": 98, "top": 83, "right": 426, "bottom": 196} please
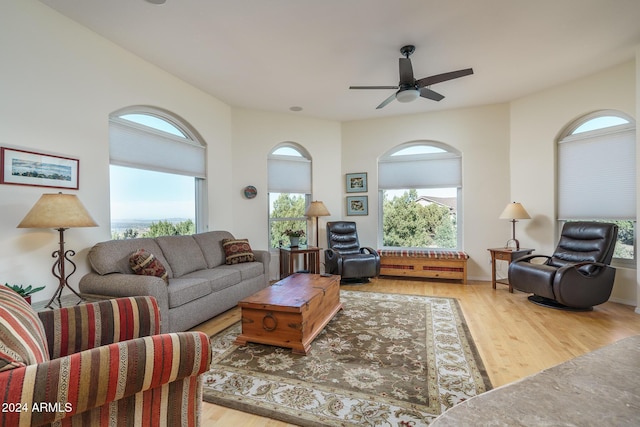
{"left": 608, "top": 295, "right": 637, "bottom": 307}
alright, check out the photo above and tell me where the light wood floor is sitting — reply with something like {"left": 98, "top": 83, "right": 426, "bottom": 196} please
{"left": 190, "top": 278, "right": 640, "bottom": 426}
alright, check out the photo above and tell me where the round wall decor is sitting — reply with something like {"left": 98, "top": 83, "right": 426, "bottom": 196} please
{"left": 243, "top": 185, "right": 257, "bottom": 199}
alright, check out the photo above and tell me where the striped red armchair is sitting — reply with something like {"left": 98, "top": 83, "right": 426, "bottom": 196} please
{"left": 0, "top": 286, "right": 211, "bottom": 426}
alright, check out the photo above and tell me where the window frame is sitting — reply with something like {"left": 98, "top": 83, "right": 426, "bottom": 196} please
{"left": 109, "top": 106, "right": 208, "bottom": 236}
{"left": 556, "top": 110, "right": 636, "bottom": 268}
{"left": 378, "top": 141, "right": 463, "bottom": 250}
{"left": 267, "top": 143, "right": 312, "bottom": 248}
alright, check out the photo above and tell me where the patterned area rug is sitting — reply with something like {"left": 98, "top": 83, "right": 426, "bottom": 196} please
{"left": 203, "top": 291, "right": 492, "bottom": 426}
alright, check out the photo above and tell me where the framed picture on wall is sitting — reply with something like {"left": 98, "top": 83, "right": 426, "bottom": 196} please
{"left": 346, "top": 196, "right": 368, "bottom": 216}
{"left": 0, "top": 147, "right": 79, "bottom": 190}
{"left": 346, "top": 172, "right": 367, "bottom": 193}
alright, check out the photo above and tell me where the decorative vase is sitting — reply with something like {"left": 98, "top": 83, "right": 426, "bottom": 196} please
{"left": 289, "top": 236, "right": 300, "bottom": 247}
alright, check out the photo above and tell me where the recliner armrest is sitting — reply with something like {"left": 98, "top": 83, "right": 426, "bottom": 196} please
{"left": 360, "top": 247, "right": 380, "bottom": 257}
{"left": 512, "top": 254, "right": 551, "bottom": 264}
{"left": 324, "top": 248, "right": 343, "bottom": 275}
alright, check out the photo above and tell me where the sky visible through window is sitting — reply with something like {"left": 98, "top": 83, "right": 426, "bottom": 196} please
{"left": 111, "top": 114, "right": 195, "bottom": 224}
{"left": 110, "top": 165, "right": 195, "bottom": 221}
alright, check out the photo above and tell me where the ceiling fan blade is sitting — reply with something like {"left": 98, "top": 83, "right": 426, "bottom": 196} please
{"left": 416, "top": 68, "right": 474, "bottom": 88}
{"left": 399, "top": 58, "right": 414, "bottom": 85}
{"left": 420, "top": 87, "right": 445, "bottom": 101}
{"left": 349, "top": 85, "right": 399, "bottom": 90}
{"left": 376, "top": 93, "right": 397, "bottom": 109}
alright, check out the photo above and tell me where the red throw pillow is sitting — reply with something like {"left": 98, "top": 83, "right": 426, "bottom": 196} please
{"left": 222, "top": 238, "right": 255, "bottom": 265}
{"left": 129, "top": 249, "right": 169, "bottom": 283}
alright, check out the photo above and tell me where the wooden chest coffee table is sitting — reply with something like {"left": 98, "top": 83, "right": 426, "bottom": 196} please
{"left": 234, "top": 273, "right": 343, "bottom": 355}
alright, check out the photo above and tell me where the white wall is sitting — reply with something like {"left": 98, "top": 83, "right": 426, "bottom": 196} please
{"left": 230, "top": 108, "right": 342, "bottom": 279}
{"left": 510, "top": 60, "right": 638, "bottom": 305}
{"left": 0, "top": 1, "right": 233, "bottom": 304}
{"left": 341, "top": 104, "right": 511, "bottom": 280}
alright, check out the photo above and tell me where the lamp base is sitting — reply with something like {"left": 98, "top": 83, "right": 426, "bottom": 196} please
{"left": 504, "top": 238, "right": 520, "bottom": 250}
{"left": 43, "top": 228, "right": 85, "bottom": 309}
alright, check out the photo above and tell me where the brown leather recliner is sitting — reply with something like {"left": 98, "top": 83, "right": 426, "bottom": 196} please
{"left": 325, "top": 221, "right": 380, "bottom": 283}
{"left": 508, "top": 221, "right": 618, "bottom": 311}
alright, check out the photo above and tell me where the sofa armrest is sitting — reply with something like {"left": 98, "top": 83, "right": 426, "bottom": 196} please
{"left": 0, "top": 331, "right": 211, "bottom": 426}
{"left": 80, "top": 272, "right": 170, "bottom": 330}
{"left": 253, "top": 249, "right": 271, "bottom": 275}
{"left": 37, "top": 296, "right": 161, "bottom": 359}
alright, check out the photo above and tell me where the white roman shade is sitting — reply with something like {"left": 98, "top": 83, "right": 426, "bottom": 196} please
{"left": 558, "top": 126, "right": 635, "bottom": 220}
{"left": 109, "top": 118, "right": 206, "bottom": 178}
{"left": 378, "top": 154, "right": 461, "bottom": 189}
{"left": 268, "top": 156, "right": 311, "bottom": 193}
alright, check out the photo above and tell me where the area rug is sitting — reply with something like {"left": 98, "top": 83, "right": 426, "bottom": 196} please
{"left": 203, "top": 291, "right": 492, "bottom": 426}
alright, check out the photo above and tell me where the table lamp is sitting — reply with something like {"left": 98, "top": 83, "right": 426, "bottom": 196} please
{"left": 499, "top": 202, "right": 530, "bottom": 249}
{"left": 18, "top": 192, "right": 98, "bottom": 308}
{"left": 305, "top": 201, "right": 330, "bottom": 247}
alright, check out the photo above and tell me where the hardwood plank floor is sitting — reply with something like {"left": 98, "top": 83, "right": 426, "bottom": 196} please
{"left": 191, "top": 278, "right": 640, "bottom": 426}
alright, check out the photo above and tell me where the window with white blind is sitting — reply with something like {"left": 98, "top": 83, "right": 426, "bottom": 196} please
{"left": 557, "top": 111, "right": 636, "bottom": 265}
{"left": 109, "top": 107, "right": 207, "bottom": 239}
{"left": 378, "top": 142, "right": 462, "bottom": 249}
{"left": 268, "top": 143, "right": 311, "bottom": 248}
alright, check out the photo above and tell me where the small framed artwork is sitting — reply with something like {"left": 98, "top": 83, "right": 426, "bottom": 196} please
{"left": 346, "top": 172, "right": 367, "bottom": 193}
{"left": 1, "top": 147, "right": 79, "bottom": 190}
{"left": 347, "top": 196, "right": 368, "bottom": 216}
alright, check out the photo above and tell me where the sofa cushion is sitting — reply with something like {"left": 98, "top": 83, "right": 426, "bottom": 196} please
{"left": 222, "top": 238, "right": 256, "bottom": 264}
{"left": 181, "top": 268, "right": 242, "bottom": 293}
{"left": 129, "top": 249, "right": 169, "bottom": 283}
{"left": 166, "top": 278, "right": 213, "bottom": 309}
{"left": 193, "top": 231, "right": 235, "bottom": 268}
{"left": 0, "top": 286, "right": 49, "bottom": 371}
{"left": 88, "top": 238, "right": 174, "bottom": 278}
{"left": 156, "top": 235, "right": 207, "bottom": 278}
{"left": 219, "top": 262, "right": 264, "bottom": 282}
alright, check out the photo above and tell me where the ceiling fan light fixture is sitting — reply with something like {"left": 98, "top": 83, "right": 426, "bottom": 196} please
{"left": 396, "top": 88, "right": 420, "bottom": 103}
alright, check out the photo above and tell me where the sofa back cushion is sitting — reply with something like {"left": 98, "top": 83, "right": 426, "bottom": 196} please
{"left": 88, "top": 238, "right": 174, "bottom": 278}
{"left": 156, "top": 235, "right": 207, "bottom": 278}
{"left": 193, "top": 231, "right": 235, "bottom": 268}
{"left": 0, "top": 286, "right": 49, "bottom": 371}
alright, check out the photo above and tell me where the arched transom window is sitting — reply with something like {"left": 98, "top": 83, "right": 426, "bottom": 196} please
{"left": 378, "top": 141, "right": 462, "bottom": 249}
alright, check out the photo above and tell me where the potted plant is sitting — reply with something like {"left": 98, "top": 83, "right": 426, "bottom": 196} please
{"left": 5, "top": 284, "right": 45, "bottom": 305}
{"left": 284, "top": 229, "right": 305, "bottom": 247}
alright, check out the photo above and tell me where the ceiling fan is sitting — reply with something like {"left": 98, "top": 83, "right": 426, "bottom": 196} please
{"left": 349, "top": 45, "right": 474, "bottom": 109}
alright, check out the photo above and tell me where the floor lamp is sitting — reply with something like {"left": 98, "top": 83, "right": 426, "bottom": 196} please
{"left": 499, "top": 202, "right": 530, "bottom": 250}
{"left": 305, "top": 201, "right": 330, "bottom": 247}
{"left": 18, "top": 193, "right": 98, "bottom": 309}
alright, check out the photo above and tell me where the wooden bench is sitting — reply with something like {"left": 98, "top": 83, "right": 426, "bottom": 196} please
{"left": 378, "top": 249, "right": 469, "bottom": 284}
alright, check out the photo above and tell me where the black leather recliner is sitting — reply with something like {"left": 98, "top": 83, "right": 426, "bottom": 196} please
{"left": 325, "top": 221, "right": 380, "bottom": 283}
{"left": 508, "top": 221, "right": 618, "bottom": 311}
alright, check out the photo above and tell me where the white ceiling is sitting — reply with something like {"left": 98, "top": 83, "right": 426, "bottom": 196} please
{"left": 39, "top": 0, "right": 640, "bottom": 122}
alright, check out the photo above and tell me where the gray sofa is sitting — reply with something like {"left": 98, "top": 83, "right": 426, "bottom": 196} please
{"left": 79, "top": 231, "right": 270, "bottom": 333}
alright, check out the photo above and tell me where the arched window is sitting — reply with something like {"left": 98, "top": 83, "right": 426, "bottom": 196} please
{"left": 557, "top": 110, "right": 636, "bottom": 265}
{"left": 267, "top": 143, "right": 311, "bottom": 248}
{"left": 378, "top": 141, "right": 462, "bottom": 249}
{"left": 109, "top": 107, "right": 207, "bottom": 238}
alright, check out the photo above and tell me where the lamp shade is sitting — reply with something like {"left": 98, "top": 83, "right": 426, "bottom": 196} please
{"left": 396, "top": 88, "right": 420, "bottom": 103}
{"left": 18, "top": 193, "right": 98, "bottom": 229}
{"left": 305, "top": 200, "right": 330, "bottom": 217}
{"left": 499, "top": 202, "right": 531, "bottom": 220}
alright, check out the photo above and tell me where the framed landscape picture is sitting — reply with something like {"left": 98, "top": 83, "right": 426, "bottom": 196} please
{"left": 347, "top": 196, "right": 368, "bottom": 216}
{"left": 1, "top": 147, "right": 79, "bottom": 189}
{"left": 346, "top": 172, "right": 367, "bottom": 193}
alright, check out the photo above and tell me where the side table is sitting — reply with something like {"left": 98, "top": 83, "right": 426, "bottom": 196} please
{"left": 487, "top": 247, "right": 534, "bottom": 292}
{"left": 279, "top": 246, "right": 321, "bottom": 279}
